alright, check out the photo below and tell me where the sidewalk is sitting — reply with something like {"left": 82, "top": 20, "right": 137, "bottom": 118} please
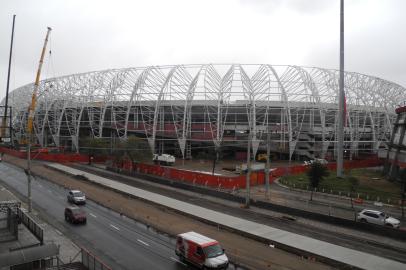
{"left": 248, "top": 179, "right": 404, "bottom": 223}
{"left": 0, "top": 182, "right": 81, "bottom": 264}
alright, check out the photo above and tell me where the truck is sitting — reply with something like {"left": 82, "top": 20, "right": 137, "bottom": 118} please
{"left": 304, "top": 158, "right": 328, "bottom": 166}
{"left": 235, "top": 162, "right": 265, "bottom": 173}
{"left": 152, "top": 153, "right": 175, "bottom": 166}
{"left": 175, "top": 231, "right": 229, "bottom": 269}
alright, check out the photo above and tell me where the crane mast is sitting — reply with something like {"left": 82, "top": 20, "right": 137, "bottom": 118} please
{"left": 26, "top": 27, "right": 52, "bottom": 136}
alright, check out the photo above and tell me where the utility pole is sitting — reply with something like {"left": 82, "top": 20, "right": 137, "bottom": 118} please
{"left": 245, "top": 131, "right": 252, "bottom": 208}
{"left": 26, "top": 27, "right": 52, "bottom": 212}
{"left": 337, "top": 0, "right": 345, "bottom": 177}
{"left": 265, "top": 127, "right": 271, "bottom": 200}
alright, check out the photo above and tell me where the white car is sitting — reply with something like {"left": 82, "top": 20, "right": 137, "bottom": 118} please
{"left": 67, "top": 190, "right": 86, "bottom": 205}
{"left": 304, "top": 159, "right": 328, "bottom": 166}
{"left": 357, "top": 209, "right": 400, "bottom": 228}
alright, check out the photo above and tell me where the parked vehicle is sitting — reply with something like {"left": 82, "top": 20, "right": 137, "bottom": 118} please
{"left": 67, "top": 190, "right": 86, "bottom": 205}
{"left": 64, "top": 206, "right": 87, "bottom": 224}
{"left": 357, "top": 209, "right": 400, "bottom": 228}
{"left": 235, "top": 162, "right": 265, "bottom": 173}
{"left": 175, "top": 231, "right": 229, "bottom": 269}
{"left": 304, "top": 158, "right": 328, "bottom": 166}
{"left": 153, "top": 154, "right": 175, "bottom": 166}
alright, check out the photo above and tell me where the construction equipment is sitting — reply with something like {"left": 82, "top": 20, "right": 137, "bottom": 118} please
{"left": 26, "top": 27, "right": 52, "bottom": 139}
{"left": 26, "top": 27, "right": 52, "bottom": 213}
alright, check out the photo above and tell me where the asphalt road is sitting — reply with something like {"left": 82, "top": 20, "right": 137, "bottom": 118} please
{"left": 0, "top": 162, "right": 240, "bottom": 270}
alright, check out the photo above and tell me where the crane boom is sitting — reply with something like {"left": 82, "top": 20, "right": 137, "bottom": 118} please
{"left": 26, "top": 27, "right": 52, "bottom": 137}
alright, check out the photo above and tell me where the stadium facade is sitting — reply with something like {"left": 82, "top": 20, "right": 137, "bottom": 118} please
{"left": 2, "top": 64, "right": 405, "bottom": 161}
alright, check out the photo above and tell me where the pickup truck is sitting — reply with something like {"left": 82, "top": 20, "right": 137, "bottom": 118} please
{"left": 152, "top": 154, "right": 175, "bottom": 166}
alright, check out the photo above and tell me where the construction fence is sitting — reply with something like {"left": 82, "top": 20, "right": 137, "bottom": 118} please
{"left": 0, "top": 146, "right": 383, "bottom": 190}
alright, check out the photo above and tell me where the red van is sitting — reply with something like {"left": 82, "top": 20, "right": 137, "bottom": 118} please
{"left": 175, "top": 232, "right": 229, "bottom": 269}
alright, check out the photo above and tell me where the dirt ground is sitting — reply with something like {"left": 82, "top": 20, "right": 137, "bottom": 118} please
{"left": 2, "top": 154, "right": 334, "bottom": 270}
{"left": 169, "top": 158, "right": 303, "bottom": 177}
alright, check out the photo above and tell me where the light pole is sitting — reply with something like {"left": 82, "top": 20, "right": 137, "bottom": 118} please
{"left": 337, "top": 0, "right": 345, "bottom": 177}
{"left": 2, "top": 15, "right": 15, "bottom": 141}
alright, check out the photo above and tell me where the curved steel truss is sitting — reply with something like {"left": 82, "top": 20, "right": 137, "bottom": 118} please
{"left": 3, "top": 64, "right": 405, "bottom": 160}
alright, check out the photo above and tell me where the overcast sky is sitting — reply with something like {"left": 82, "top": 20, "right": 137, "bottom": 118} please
{"left": 1, "top": 0, "right": 405, "bottom": 101}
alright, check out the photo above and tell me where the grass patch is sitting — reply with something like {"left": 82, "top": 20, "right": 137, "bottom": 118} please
{"left": 280, "top": 168, "right": 402, "bottom": 203}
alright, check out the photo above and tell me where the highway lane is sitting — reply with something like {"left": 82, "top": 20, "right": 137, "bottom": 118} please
{"left": 0, "top": 162, "right": 200, "bottom": 270}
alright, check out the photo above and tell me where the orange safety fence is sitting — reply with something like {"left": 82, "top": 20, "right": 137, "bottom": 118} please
{"left": 0, "top": 146, "right": 383, "bottom": 190}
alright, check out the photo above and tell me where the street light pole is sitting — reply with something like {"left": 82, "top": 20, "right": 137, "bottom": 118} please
{"left": 337, "top": 0, "right": 345, "bottom": 178}
{"left": 2, "top": 15, "right": 15, "bottom": 141}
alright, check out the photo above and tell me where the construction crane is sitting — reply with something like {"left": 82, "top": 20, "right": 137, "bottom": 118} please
{"left": 26, "top": 27, "right": 52, "bottom": 213}
{"left": 26, "top": 26, "right": 52, "bottom": 138}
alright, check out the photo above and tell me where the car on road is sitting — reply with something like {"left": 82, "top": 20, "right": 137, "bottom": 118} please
{"left": 175, "top": 231, "right": 229, "bottom": 269}
{"left": 357, "top": 209, "right": 400, "bottom": 228}
{"left": 64, "top": 206, "right": 87, "bottom": 224}
{"left": 67, "top": 189, "right": 86, "bottom": 205}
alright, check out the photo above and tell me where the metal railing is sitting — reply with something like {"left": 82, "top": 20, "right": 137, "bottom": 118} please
{"left": 17, "top": 207, "right": 44, "bottom": 244}
{"left": 81, "top": 247, "right": 112, "bottom": 270}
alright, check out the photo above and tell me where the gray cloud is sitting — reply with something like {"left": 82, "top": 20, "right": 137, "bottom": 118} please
{"left": 1, "top": 0, "right": 405, "bottom": 103}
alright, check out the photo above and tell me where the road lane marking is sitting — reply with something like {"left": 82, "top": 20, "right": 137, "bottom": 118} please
{"left": 90, "top": 213, "right": 97, "bottom": 218}
{"left": 55, "top": 229, "right": 63, "bottom": 235}
{"left": 170, "top": 257, "right": 186, "bottom": 266}
{"left": 137, "top": 239, "right": 149, "bottom": 246}
{"left": 110, "top": 224, "right": 120, "bottom": 231}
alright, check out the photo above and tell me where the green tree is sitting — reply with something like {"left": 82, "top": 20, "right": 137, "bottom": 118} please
{"left": 124, "top": 136, "right": 152, "bottom": 164}
{"left": 399, "top": 168, "right": 406, "bottom": 219}
{"left": 80, "top": 137, "right": 109, "bottom": 164}
{"left": 111, "top": 139, "right": 126, "bottom": 164}
{"left": 307, "top": 162, "right": 329, "bottom": 201}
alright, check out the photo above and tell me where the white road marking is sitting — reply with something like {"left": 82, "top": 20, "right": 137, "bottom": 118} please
{"left": 38, "top": 184, "right": 43, "bottom": 188}
{"left": 55, "top": 229, "right": 63, "bottom": 235}
{"left": 110, "top": 224, "right": 120, "bottom": 231}
{"left": 90, "top": 213, "right": 97, "bottom": 218}
{"left": 137, "top": 239, "right": 150, "bottom": 246}
{"left": 170, "top": 257, "right": 186, "bottom": 266}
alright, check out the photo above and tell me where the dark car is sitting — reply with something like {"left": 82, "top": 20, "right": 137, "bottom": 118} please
{"left": 64, "top": 206, "right": 87, "bottom": 224}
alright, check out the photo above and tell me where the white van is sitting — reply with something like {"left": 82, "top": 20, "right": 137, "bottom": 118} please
{"left": 175, "top": 232, "right": 229, "bottom": 269}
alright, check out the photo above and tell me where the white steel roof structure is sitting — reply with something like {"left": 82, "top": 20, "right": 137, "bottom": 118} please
{"left": 2, "top": 64, "right": 405, "bottom": 160}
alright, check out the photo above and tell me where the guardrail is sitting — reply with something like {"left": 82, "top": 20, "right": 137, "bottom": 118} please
{"left": 17, "top": 208, "right": 43, "bottom": 244}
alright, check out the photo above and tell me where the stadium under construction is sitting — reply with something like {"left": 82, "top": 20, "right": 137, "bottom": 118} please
{"left": 2, "top": 64, "right": 406, "bottom": 161}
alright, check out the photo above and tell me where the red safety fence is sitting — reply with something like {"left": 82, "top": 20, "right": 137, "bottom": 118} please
{"left": 113, "top": 157, "right": 383, "bottom": 189}
{"left": 0, "top": 146, "right": 383, "bottom": 190}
